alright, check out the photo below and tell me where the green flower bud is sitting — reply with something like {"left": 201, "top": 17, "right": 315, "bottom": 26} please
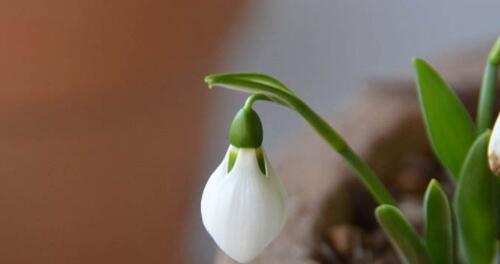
{"left": 229, "top": 107, "right": 263, "bottom": 148}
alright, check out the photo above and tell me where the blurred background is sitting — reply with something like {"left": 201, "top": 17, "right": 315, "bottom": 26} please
{"left": 0, "top": 0, "right": 498, "bottom": 263}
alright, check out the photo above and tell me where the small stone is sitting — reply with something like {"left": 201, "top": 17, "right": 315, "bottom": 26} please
{"left": 328, "top": 225, "right": 362, "bottom": 257}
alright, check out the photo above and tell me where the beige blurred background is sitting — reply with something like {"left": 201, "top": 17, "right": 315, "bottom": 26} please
{"left": 0, "top": 0, "right": 499, "bottom": 263}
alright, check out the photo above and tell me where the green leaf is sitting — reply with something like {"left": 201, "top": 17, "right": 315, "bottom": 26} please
{"left": 205, "top": 74, "right": 293, "bottom": 107}
{"left": 205, "top": 73, "right": 294, "bottom": 95}
{"left": 375, "top": 205, "right": 431, "bottom": 264}
{"left": 476, "top": 63, "right": 498, "bottom": 133}
{"left": 455, "top": 131, "right": 495, "bottom": 264}
{"left": 424, "top": 179, "right": 453, "bottom": 264}
{"left": 476, "top": 38, "right": 500, "bottom": 133}
{"left": 488, "top": 37, "right": 500, "bottom": 65}
{"left": 413, "top": 58, "right": 476, "bottom": 180}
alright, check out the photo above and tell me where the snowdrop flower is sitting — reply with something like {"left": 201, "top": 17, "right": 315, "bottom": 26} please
{"left": 201, "top": 107, "right": 287, "bottom": 263}
{"left": 488, "top": 113, "right": 500, "bottom": 175}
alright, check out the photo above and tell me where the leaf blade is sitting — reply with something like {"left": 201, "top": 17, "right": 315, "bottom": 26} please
{"left": 455, "top": 131, "right": 496, "bottom": 264}
{"left": 375, "top": 205, "right": 431, "bottom": 264}
{"left": 413, "top": 58, "right": 476, "bottom": 179}
{"left": 204, "top": 75, "right": 293, "bottom": 107}
{"left": 424, "top": 179, "right": 453, "bottom": 264}
{"left": 205, "top": 73, "right": 294, "bottom": 95}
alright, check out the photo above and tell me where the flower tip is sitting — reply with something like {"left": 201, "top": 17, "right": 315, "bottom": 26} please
{"left": 488, "top": 154, "right": 500, "bottom": 176}
{"left": 489, "top": 115, "right": 500, "bottom": 176}
{"left": 224, "top": 251, "right": 258, "bottom": 263}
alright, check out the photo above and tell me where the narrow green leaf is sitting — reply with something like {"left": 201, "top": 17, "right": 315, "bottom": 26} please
{"left": 205, "top": 73, "right": 294, "bottom": 95}
{"left": 205, "top": 75, "right": 292, "bottom": 107}
{"left": 455, "top": 131, "right": 495, "bottom": 264}
{"left": 413, "top": 58, "right": 476, "bottom": 180}
{"left": 476, "top": 63, "right": 498, "bottom": 133}
{"left": 375, "top": 205, "right": 431, "bottom": 264}
{"left": 488, "top": 37, "right": 500, "bottom": 65}
{"left": 476, "top": 38, "right": 500, "bottom": 133}
{"left": 424, "top": 179, "right": 453, "bottom": 264}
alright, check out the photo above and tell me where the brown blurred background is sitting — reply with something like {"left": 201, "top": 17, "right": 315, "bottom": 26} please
{"left": 0, "top": 0, "right": 499, "bottom": 263}
{"left": 0, "top": 1, "right": 244, "bottom": 263}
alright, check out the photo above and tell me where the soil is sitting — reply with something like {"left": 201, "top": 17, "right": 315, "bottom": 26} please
{"left": 312, "top": 147, "right": 453, "bottom": 263}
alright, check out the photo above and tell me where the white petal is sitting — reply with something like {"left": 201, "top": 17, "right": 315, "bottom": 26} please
{"left": 201, "top": 146, "right": 232, "bottom": 233}
{"left": 489, "top": 114, "right": 500, "bottom": 175}
{"left": 201, "top": 147, "right": 287, "bottom": 263}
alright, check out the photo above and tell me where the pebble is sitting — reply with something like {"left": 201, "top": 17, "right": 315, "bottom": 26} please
{"left": 328, "top": 225, "right": 362, "bottom": 258}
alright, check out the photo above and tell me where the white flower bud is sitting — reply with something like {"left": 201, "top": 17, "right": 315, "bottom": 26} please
{"left": 201, "top": 146, "right": 287, "bottom": 263}
{"left": 488, "top": 113, "right": 500, "bottom": 176}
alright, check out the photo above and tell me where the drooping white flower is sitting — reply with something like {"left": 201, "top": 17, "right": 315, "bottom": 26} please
{"left": 488, "top": 113, "right": 500, "bottom": 175}
{"left": 201, "top": 145, "right": 287, "bottom": 263}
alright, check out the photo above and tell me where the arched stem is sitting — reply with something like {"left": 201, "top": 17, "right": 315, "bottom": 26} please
{"left": 244, "top": 94, "right": 270, "bottom": 110}
{"left": 206, "top": 75, "right": 397, "bottom": 206}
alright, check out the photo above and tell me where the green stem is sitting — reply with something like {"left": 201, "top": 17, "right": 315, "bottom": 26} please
{"left": 476, "top": 63, "right": 498, "bottom": 133}
{"left": 245, "top": 91, "right": 397, "bottom": 206}
{"left": 244, "top": 94, "right": 270, "bottom": 110}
